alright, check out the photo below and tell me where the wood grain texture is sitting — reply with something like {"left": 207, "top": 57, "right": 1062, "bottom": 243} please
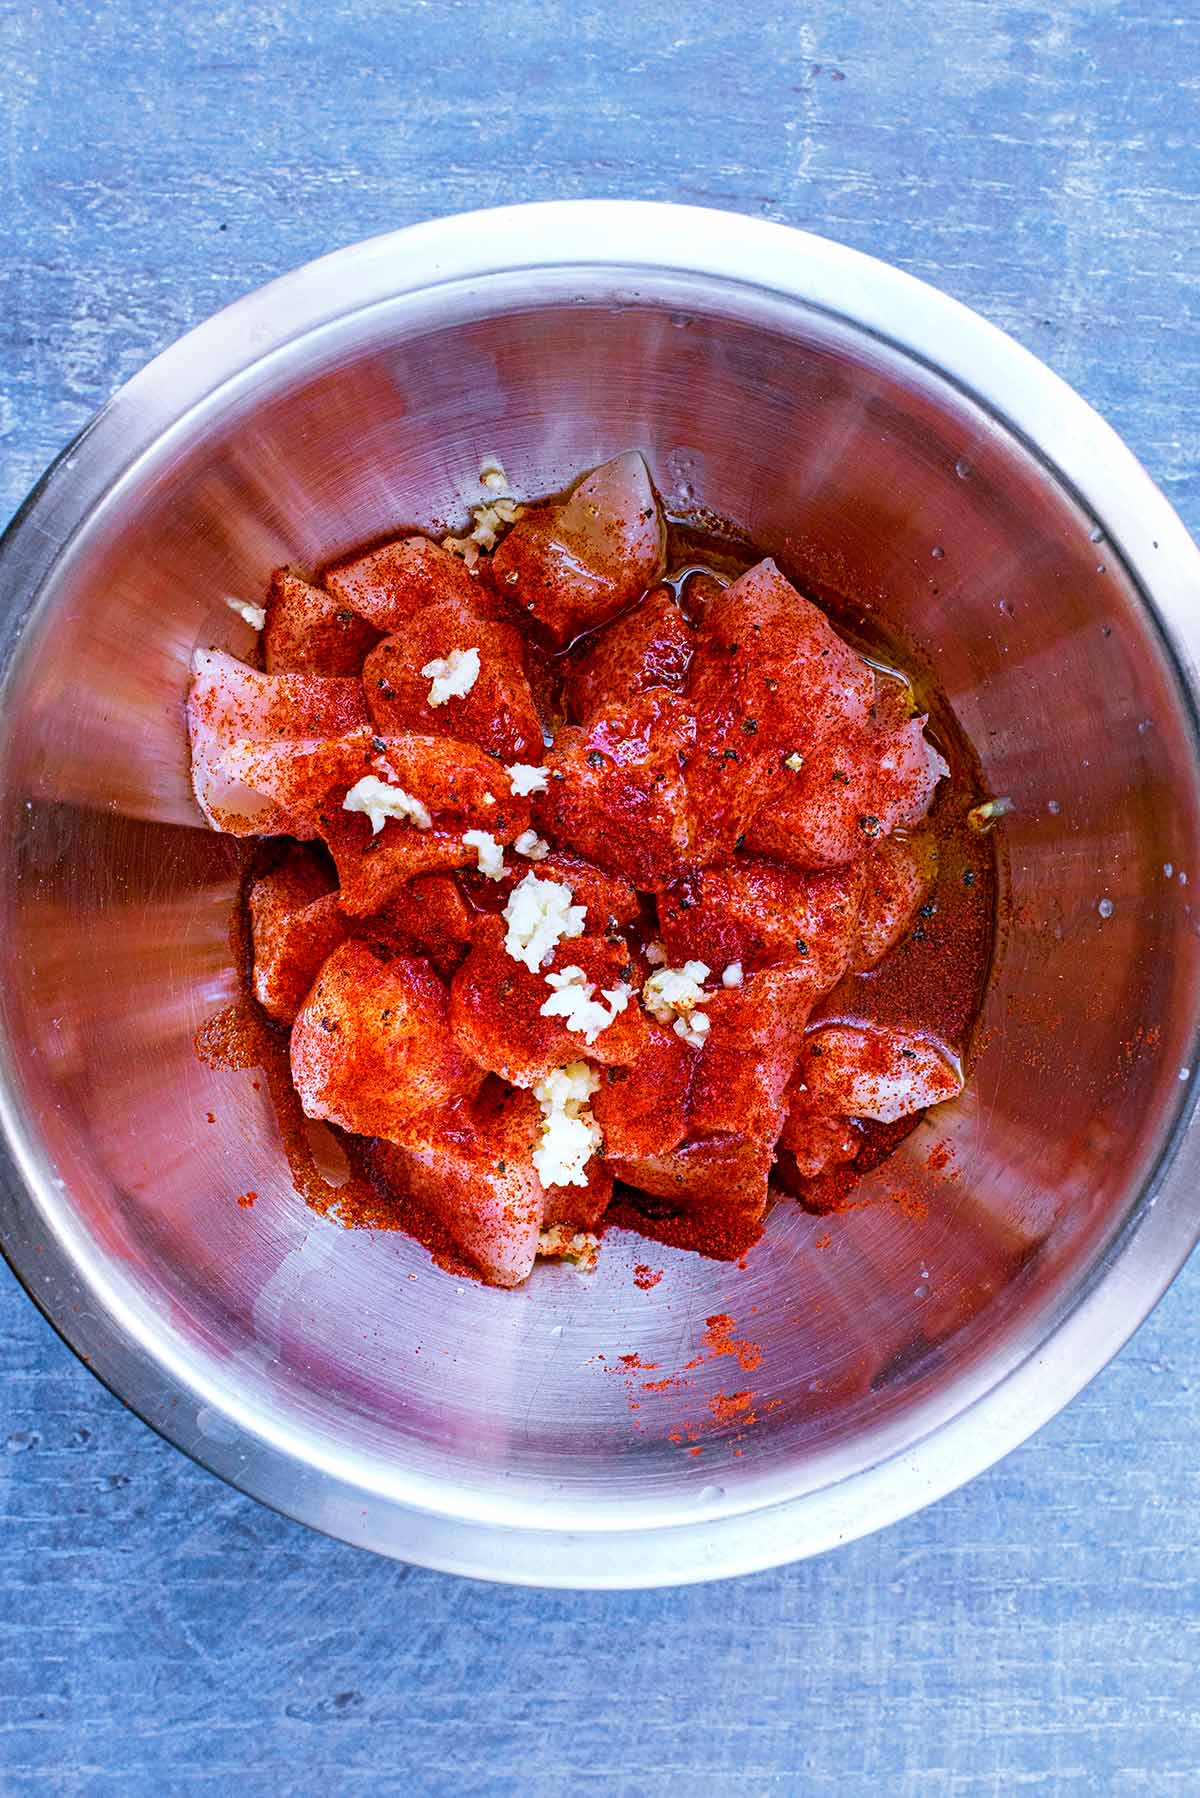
{"left": 1, "top": 0, "right": 1198, "bottom": 1791}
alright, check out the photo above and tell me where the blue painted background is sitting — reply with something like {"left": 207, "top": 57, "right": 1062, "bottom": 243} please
{"left": 2, "top": 1, "right": 1198, "bottom": 1791}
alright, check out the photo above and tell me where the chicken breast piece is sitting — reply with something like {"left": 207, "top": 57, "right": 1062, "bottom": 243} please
{"left": 797, "top": 1023, "right": 963, "bottom": 1124}
{"left": 492, "top": 452, "right": 665, "bottom": 647}
{"left": 291, "top": 942, "right": 481, "bottom": 1140}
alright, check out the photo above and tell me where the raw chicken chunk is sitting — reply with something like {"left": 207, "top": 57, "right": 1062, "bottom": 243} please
{"left": 248, "top": 848, "right": 349, "bottom": 1023}
{"left": 197, "top": 730, "right": 379, "bottom": 839}
{"left": 657, "top": 856, "right": 865, "bottom": 988}
{"left": 592, "top": 1017, "right": 694, "bottom": 1160}
{"left": 188, "top": 649, "right": 368, "bottom": 743}
{"left": 450, "top": 919, "right": 646, "bottom": 1087}
{"left": 360, "top": 872, "right": 474, "bottom": 981}
{"left": 797, "top": 1023, "right": 963, "bottom": 1123}
{"left": 528, "top": 851, "right": 641, "bottom": 931}
{"left": 375, "top": 1081, "right": 547, "bottom": 1287}
{"left": 686, "top": 963, "right": 827, "bottom": 1143}
{"left": 685, "top": 559, "right": 876, "bottom": 861}
{"left": 745, "top": 714, "right": 949, "bottom": 869}
{"left": 319, "top": 735, "right": 530, "bottom": 915}
{"left": 363, "top": 597, "right": 541, "bottom": 761}
{"left": 777, "top": 1107, "right": 863, "bottom": 1178}
{"left": 187, "top": 649, "right": 371, "bottom": 836}
{"left": 492, "top": 452, "right": 665, "bottom": 647}
{"left": 855, "top": 834, "right": 936, "bottom": 968}
{"left": 324, "top": 535, "right": 499, "bottom": 632}
{"left": 564, "top": 584, "right": 693, "bottom": 724}
{"left": 534, "top": 692, "right": 699, "bottom": 888}
{"left": 263, "top": 568, "right": 380, "bottom": 676}
{"left": 291, "top": 942, "right": 480, "bottom": 1140}
{"left": 610, "top": 1134, "right": 775, "bottom": 1257}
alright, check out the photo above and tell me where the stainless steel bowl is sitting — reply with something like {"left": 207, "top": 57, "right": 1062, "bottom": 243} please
{"left": 3, "top": 201, "right": 1199, "bottom": 1588}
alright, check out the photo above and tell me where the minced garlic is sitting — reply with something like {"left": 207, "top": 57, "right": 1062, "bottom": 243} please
{"left": 443, "top": 462, "right": 524, "bottom": 564}
{"left": 225, "top": 596, "right": 266, "bottom": 631}
{"left": 502, "top": 872, "right": 586, "bottom": 972}
{"left": 343, "top": 775, "right": 432, "bottom": 835}
{"left": 462, "top": 829, "right": 506, "bottom": 879}
{"left": 531, "top": 1061, "right": 602, "bottom": 1188}
{"left": 507, "top": 763, "right": 549, "bottom": 796}
{"left": 421, "top": 646, "right": 480, "bottom": 707}
{"left": 643, "top": 960, "right": 712, "bottom": 1046}
{"left": 514, "top": 828, "right": 551, "bottom": 861}
{"left": 539, "top": 967, "right": 634, "bottom": 1046}
{"left": 537, "top": 1226, "right": 600, "bottom": 1270}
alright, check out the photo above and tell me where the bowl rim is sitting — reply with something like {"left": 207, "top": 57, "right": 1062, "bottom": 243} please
{"left": 2, "top": 198, "right": 1199, "bottom": 1588}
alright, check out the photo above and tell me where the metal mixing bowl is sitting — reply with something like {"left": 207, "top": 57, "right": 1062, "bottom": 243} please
{"left": 2, "top": 201, "right": 1199, "bottom": 1588}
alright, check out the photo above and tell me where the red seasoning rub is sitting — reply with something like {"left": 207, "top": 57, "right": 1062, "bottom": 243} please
{"left": 187, "top": 451, "right": 997, "bottom": 1286}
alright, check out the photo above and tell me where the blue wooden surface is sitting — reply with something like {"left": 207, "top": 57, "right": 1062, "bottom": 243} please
{"left": 2, "top": 1, "right": 1198, "bottom": 1790}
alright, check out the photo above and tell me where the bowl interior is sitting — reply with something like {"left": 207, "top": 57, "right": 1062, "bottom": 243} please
{"left": 2, "top": 258, "right": 1199, "bottom": 1551}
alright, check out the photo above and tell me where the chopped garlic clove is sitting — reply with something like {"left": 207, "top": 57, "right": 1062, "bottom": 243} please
{"left": 343, "top": 775, "right": 432, "bottom": 835}
{"left": 225, "top": 596, "right": 266, "bottom": 631}
{"left": 502, "top": 872, "right": 587, "bottom": 972}
{"left": 462, "top": 829, "right": 506, "bottom": 879}
{"left": 508, "top": 763, "right": 550, "bottom": 796}
{"left": 421, "top": 646, "right": 480, "bottom": 706}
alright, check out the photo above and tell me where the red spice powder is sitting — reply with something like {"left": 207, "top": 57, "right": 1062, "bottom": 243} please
{"left": 633, "top": 1264, "right": 663, "bottom": 1290}
{"left": 702, "top": 1311, "right": 763, "bottom": 1373}
{"left": 236, "top": 1190, "right": 257, "bottom": 1209}
{"left": 710, "top": 1389, "right": 756, "bottom": 1427}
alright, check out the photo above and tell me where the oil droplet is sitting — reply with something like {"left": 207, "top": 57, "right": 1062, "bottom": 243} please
{"left": 914, "top": 1283, "right": 929, "bottom": 1300}
{"left": 1047, "top": 799, "right": 1060, "bottom": 814}
{"left": 698, "top": 1484, "right": 726, "bottom": 1502}
{"left": 1089, "top": 525, "right": 1104, "bottom": 543}
{"left": 954, "top": 458, "right": 971, "bottom": 479}
{"left": 1098, "top": 898, "right": 1114, "bottom": 919}
{"left": 931, "top": 545, "right": 945, "bottom": 559}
